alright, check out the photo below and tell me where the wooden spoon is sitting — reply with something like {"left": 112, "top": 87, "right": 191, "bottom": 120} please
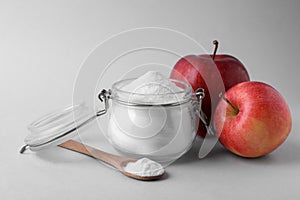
{"left": 58, "top": 140, "right": 164, "bottom": 181}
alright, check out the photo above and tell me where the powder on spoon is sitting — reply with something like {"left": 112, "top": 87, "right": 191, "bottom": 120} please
{"left": 124, "top": 158, "right": 165, "bottom": 177}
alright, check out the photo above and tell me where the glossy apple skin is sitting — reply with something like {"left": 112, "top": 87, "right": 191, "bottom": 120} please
{"left": 213, "top": 81, "right": 292, "bottom": 158}
{"left": 170, "top": 54, "right": 250, "bottom": 137}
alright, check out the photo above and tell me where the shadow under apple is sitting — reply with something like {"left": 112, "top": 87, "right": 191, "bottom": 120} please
{"left": 174, "top": 135, "right": 300, "bottom": 167}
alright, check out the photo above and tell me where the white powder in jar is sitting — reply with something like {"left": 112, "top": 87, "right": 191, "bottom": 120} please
{"left": 124, "top": 158, "right": 164, "bottom": 177}
{"left": 121, "top": 71, "right": 184, "bottom": 104}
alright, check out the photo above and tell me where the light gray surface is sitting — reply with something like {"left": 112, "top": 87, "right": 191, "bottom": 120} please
{"left": 1, "top": 0, "right": 300, "bottom": 199}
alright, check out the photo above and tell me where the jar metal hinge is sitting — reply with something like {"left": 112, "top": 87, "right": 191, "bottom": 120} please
{"left": 97, "top": 89, "right": 111, "bottom": 116}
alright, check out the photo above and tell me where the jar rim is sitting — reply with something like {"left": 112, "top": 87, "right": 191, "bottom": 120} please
{"left": 111, "top": 78, "right": 193, "bottom": 106}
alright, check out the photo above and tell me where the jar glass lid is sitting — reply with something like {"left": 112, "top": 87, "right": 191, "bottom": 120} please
{"left": 20, "top": 104, "right": 96, "bottom": 152}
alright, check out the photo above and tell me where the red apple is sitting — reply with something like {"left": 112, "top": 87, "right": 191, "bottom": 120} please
{"left": 213, "top": 81, "right": 292, "bottom": 158}
{"left": 170, "top": 41, "right": 250, "bottom": 137}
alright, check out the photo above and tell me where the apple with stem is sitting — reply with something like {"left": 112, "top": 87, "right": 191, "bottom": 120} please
{"left": 214, "top": 81, "right": 292, "bottom": 158}
{"left": 170, "top": 40, "right": 250, "bottom": 137}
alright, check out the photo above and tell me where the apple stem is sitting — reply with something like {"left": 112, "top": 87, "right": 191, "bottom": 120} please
{"left": 212, "top": 40, "right": 219, "bottom": 60}
{"left": 219, "top": 93, "right": 239, "bottom": 114}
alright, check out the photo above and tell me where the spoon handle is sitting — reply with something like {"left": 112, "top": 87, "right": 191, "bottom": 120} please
{"left": 58, "top": 140, "right": 132, "bottom": 170}
{"left": 59, "top": 140, "right": 164, "bottom": 181}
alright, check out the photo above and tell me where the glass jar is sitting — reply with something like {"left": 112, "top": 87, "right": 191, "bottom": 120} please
{"left": 20, "top": 78, "right": 208, "bottom": 165}
{"left": 105, "top": 79, "right": 199, "bottom": 163}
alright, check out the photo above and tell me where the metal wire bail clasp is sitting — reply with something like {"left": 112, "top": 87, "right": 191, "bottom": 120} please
{"left": 195, "top": 88, "right": 209, "bottom": 127}
{"left": 97, "top": 89, "right": 111, "bottom": 116}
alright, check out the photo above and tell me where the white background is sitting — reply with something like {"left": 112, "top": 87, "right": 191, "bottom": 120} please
{"left": 1, "top": 0, "right": 300, "bottom": 199}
